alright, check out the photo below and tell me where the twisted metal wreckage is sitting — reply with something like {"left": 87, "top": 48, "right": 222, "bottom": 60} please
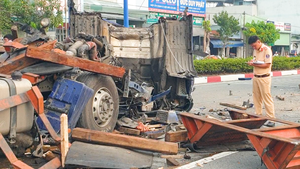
{"left": 2, "top": 1, "right": 299, "bottom": 169}
{"left": 0, "top": 1, "right": 196, "bottom": 168}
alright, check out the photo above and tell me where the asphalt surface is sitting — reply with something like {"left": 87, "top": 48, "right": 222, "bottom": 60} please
{"left": 1, "top": 75, "right": 300, "bottom": 169}
{"left": 199, "top": 151, "right": 267, "bottom": 169}
{"left": 187, "top": 74, "right": 300, "bottom": 169}
{"left": 191, "top": 74, "right": 300, "bottom": 122}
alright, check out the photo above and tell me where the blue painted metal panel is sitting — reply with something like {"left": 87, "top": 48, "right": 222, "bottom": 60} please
{"left": 36, "top": 78, "right": 93, "bottom": 132}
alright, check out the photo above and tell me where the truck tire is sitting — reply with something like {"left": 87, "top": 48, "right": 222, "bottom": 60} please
{"left": 76, "top": 73, "right": 119, "bottom": 132}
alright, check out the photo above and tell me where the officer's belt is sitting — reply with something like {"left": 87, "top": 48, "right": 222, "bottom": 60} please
{"left": 254, "top": 73, "right": 270, "bottom": 78}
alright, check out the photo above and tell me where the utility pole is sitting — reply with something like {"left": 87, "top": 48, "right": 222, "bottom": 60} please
{"left": 65, "top": 0, "right": 68, "bottom": 37}
{"left": 124, "top": 0, "right": 129, "bottom": 27}
{"left": 243, "top": 11, "right": 246, "bottom": 58}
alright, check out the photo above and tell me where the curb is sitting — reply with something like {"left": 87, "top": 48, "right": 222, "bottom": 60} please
{"left": 194, "top": 70, "right": 300, "bottom": 84}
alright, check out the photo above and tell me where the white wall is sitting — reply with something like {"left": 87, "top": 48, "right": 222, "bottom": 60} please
{"left": 206, "top": 4, "right": 257, "bottom": 26}
{"left": 257, "top": 0, "right": 300, "bottom": 34}
{"left": 116, "top": 0, "right": 148, "bottom": 10}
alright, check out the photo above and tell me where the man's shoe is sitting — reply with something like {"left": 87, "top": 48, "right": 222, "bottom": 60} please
{"left": 264, "top": 121, "right": 275, "bottom": 127}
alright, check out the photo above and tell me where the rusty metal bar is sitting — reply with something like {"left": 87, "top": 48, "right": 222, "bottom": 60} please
{"left": 0, "top": 133, "right": 34, "bottom": 169}
{"left": 26, "top": 86, "right": 44, "bottom": 114}
{"left": 0, "top": 86, "right": 61, "bottom": 168}
{"left": 247, "top": 134, "right": 279, "bottom": 169}
{"left": 228, "top": 109, "right": 300, "bottom": 126}
{"left": 12, "top": 160, "right": 34, "bottom": 169}
{"left": 22, "top": 73, "right": 45, "bottom": 85}
{"left": 0, "top": 93, "right": 29, "bottom": 111}
{"left": 39, "top": 157, "right": 61, "bottom": 169}
{"left": 181, "top": 112, "right": 299, "bottom": 144}
{"left": 256, "top": 125, "right": 300, "bottom": 132}
{"left": 190, "top": 123, "right": 212, "bottom": 143}
{"left": 0, "top": 133, "right": 18, "bottom": 164}
{"left": 0, "top": 53, "right": 39, "bottom": 74}
{"left": 26, "top": 86, "right": 60, "bottom": 142}
{"left": 181, "top": 111, "right": 300, "bottom": 169}
{"left": 25, "top": 46, "right": 126, "bottom": 78}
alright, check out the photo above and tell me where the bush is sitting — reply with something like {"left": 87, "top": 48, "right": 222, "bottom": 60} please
{"left": 194, "top": 56, "right": 300, "bottom": 75}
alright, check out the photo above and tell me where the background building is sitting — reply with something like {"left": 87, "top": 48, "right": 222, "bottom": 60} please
{"left": 64, "top": 0, "right": 300, "bottom": 56}
{"left": 206, "top": 0, "right": 299, "bottom": 57}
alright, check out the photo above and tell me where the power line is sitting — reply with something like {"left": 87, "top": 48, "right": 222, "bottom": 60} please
{"left": 139, "top": 0, "right": 147, "bottom": 10}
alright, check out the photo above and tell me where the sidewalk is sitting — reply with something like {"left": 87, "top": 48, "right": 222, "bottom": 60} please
{"left": 194, "top": 69, "right": 300, "bottom": 84}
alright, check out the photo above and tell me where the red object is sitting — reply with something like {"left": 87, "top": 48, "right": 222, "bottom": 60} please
{"left": 136, "top": 122, "right": 149, "bottom": 132}
{"left": 181, "top": 109, "right": 300, "bottom": 169}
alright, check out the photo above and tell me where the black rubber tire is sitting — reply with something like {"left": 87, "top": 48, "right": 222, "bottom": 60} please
{"left": 76, "top": 73, "right": 119, "bottom": 132}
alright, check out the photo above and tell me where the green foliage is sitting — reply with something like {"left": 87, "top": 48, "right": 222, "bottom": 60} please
{"left": 0, "top": 0, "right": 63, "bottom": 33}
{"left": 194, "top": 56, "right": 300, "bottom": 75}
{"left": 202, "top": 20, "right": 211, "bottom": 33}
{"left": 243, "top": 20, "right": 280, "bottom": 45}
{"left": 0, "top": 0, "right": 13, "bottom": 33}
{"left": 212, "top": 11, "right": 241, "bottom": 45}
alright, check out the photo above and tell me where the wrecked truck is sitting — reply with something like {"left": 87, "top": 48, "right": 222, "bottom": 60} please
{"left": 0, "top": 9, "right": 196, "bottom": 141}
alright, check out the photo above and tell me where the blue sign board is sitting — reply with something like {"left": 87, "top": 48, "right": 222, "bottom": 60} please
{"left": 148, "top": 0, "right": 178, "bottom": 12}
{"left": 179, "top": 0, "right": 206, "bottom": 15}
{"left": 148, "top": 0, "right": 206, "bottom": 16}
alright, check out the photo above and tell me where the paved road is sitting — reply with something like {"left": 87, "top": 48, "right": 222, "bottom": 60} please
{"left": 184, "top": 75, "right": 300, "bottom": 169}
{"left": 191, "top": 74, "right": 300, "bottom": 122}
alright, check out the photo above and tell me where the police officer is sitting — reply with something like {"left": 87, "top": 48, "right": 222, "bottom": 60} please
{"left": 247, "top": 35, "right": 275, "bottom": 127}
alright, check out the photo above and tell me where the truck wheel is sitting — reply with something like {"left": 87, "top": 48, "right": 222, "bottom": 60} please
{"left": 76, "top": 73, "right": 119, "bottom": 132}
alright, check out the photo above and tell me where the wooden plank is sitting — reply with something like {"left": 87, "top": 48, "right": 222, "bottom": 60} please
{"left": 166, "top": 158, "right": 180, "bottom": 166}
{"left": 25, "top": 46, "right": 126, "bottom": 78}
{"left": 220, "top": 102, "right": 247, "bottom": 110}
{"left": 72, "top": 128, "right": 178, "bottom": 154}
{"left": 165, "top": 130, "right": 188, "bottom": 142}
{"left": 160, "top": 154, "right": 184, "bottom": 159}
{"left": 0, "top": 40, "right": 57, "bottom": 75}
{"left": 60, "top": 114, "right": 69, "bottom": 168}
{"left": 119, "top": 127, "right": 141, "bottom": 136}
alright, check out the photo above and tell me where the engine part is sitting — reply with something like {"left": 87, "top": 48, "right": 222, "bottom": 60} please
{"left": 66, "top": 40, "right": 84, "bottom": 56}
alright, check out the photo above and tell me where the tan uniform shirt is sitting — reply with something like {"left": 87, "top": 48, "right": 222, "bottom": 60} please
{"left": 253, "top": 44, "right": 273, "bottom": 75}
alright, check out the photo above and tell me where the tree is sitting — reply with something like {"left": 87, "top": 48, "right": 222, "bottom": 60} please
{"left": 243, "top": 20, "right": 280, "bottom": 45}
{"left": 202, "top": 20, "right": 211, "bottom": 55}
{"left": 213, "top": 11, "right": 241, "bottom": 57}
{"left": 0, "top": 0, "right": 13, "bottom": 34}
{"left": 0, "top": 0, "right": 63, "bottom": 34}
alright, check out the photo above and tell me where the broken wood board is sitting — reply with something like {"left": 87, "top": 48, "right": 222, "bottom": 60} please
{"left": 165, "top": 130, "right": 188, "bottom": 143}
{"left": 166, "top": 158, "right": 180, "bottom": 166}
{"left": 119, "top": 126, "right": 141, "bottom": 136}
{"left": 26, "top": 46, "right": 125, "bottom": 78}
{"left": 72, "top": 128, "right": 178, "bottom": 154}
{"left": 160, "top": 154, "right": 184, "bottom": 159}
{"left": 220, "top": 102, "right": 247, "bottom": 110}
{"left": 65, "top": 141, "right": 153, "bottom": 168}
{"left": 60, "top": 114, "right": 69, "bottom": 167}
